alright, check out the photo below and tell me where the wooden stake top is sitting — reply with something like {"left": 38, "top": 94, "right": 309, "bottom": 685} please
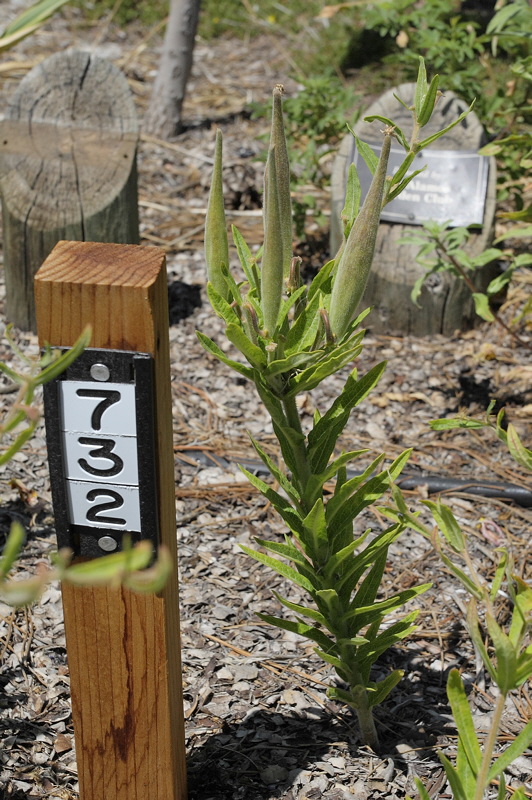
{"left": 35, "top": 241, "right": 167, "bottom": 352}
{"left": 35, "top": 240, "right": 164, "bottom": 288}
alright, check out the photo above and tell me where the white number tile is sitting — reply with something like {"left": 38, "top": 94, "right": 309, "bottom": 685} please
{"left": 66, "top": 480, "right": 141, "bottom": 531}
{"left": 62, "top": 431, "right": 139, "bottom": 485}
{"left": 60, "top": 381, "right": 137, "bottom": 436}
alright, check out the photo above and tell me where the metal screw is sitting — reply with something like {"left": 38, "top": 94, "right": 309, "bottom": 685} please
{"left": 98, "top": 535, "right": 118, "bottom": 552}
{"left": 90, "top": 363, "right": 111, "bottom": 381}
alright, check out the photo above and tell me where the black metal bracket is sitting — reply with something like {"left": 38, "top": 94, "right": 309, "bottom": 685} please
{"left": 43, "top": 348, "right": 159, "bottom": 558}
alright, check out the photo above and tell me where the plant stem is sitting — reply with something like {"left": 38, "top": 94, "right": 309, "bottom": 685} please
{"left": 434, "top": 236, "right": 532, "bottom": 351}
{"left": 281, "top": 394, "right": 311, "bottom": 493}
{"left": 473, "top": 690, "right": 507, "bottom": 800}
{"left": 355, "top": 703, "right": 380, "bottom": 752}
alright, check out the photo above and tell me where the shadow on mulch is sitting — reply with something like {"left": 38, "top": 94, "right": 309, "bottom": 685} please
{"left": 187, "top": 640, "right": 463, "bottom": 800}
{"left": 187, "top": 708, "right": 349, "bottom": 800}
{"left": 168, "top": 279, "right": 202, "bottom": 325}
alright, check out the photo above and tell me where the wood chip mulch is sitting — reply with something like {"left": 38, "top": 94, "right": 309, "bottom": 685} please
{"left": 0, "top": 7, "right": 531, "bottom": 799}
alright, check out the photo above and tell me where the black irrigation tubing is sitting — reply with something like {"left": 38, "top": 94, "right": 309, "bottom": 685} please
{"left": 179, "top": 450, "right": 532, "bottom": 508}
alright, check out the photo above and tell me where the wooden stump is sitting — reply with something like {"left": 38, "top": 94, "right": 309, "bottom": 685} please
{"left": 0, "top": 50, "right": 139, "bottom": 331}
{"left": 330, "top": 84, "right": 497, "bottom": 336}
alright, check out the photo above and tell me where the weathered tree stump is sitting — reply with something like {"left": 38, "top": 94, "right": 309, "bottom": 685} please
{"left": 331, "top": 84, "right": 497, "bottom": 336}
{"left": 0, "top": 50, "right": 139, "bottom": 331}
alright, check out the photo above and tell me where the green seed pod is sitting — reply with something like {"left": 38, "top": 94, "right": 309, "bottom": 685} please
{"left": 261, "top": 150, "right": 284, "bottom": 336}
{"left": 205, "top": 129, "right": 230, "bottom": 300}
{"left": 270, "top": 85, "right": 292, "bottom": 277}
{"left": 328, "top": 131, "right": 392, "bottom": 340}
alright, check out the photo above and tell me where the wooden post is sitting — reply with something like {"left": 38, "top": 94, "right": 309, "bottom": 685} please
{"left": 0, "top": 50, "right": 139, "bottom": 331}
{"left": 34, "top": 241, "right": 187, "bottom": 800}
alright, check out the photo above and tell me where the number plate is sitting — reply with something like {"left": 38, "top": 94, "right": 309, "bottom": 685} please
{"left": 43, "top": 349, "right": 159, "bottom": 557}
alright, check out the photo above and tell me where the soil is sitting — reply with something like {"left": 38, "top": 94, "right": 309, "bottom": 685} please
{"left": 0, "top": 7, "right": 531, "bottom": 800}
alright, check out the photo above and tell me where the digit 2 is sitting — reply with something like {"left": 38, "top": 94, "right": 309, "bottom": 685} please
{"left": 86, "top": 488, "right": 126, "bottom": 526}
{"left": 75, "top": 388, "right": 121, "bottom": 431}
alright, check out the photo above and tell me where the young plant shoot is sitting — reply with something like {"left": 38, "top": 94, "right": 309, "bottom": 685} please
{"left": 201, "top": 60, "right": 469, "bottom": 749}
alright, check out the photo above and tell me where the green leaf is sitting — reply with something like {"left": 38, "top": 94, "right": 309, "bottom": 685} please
{"left": 304, "top": 449, "right": 369, "bottom": 509}
{"left": 275, "top": 285, "right": 307, "bottom": 333}
{"left": 438, "top": 751, "right": 468, "bottom": 800}
{"left": 429, "top": 416, "right": 486, "bottom": 431}
{"left": 423, "top": 499, "right": 465, "bottom": 552}
{"left": 257, "top": 613, "right": 334, "bottom": 652}
{"left": 206, "top": 282, "right": 239, "bottom": 324}
{"left": 414, "top": 57, "right": 428, "bottom": 120}
{"left": 327, "top": 450, "right": 411, "bottom": 531}
{"left": 417, "top": 74, "right": 439, "bottom": 127}
{"left": 417, "top": 102, "right": 475, "bottom": 149}
{"left": 467, "top": 601, "right": 498, "bottom": 683}
{"left": 315, "top": 588, "right": 345, "bottom": 622}
{"left": 253, "top": 537, "right": 310, "bottom": 570}
{"left": 344, "top": 583, "right": 431, "bottom": 630}
{"left": 308, "top": 361, "right": 386, "bottom": 474}
{"left": 472, "top": 292, "right": 495, "bottom": 322}
{"left": 307, "top": 259, "right": 335, "bottom": 303}
{"left": 335, "top": 524, "right": 406, "bottom": 600}
{"left": 302, "top": 498, "right": 329, "bottom": 563}
{"left": 485, "top": 610, "right": 517, "bottom": 693}
{"left": 368, "top": 669, "right": 404, "bottom": 706}
{"left": 349, "top": 129, "right": 379, "bottom": 175}
{"left": 322, "top": 530, "right": 371, "bottom": 583}
{"left": 437, "top": 549, "right": 483, "bottom": 600}
{"left": 286, "top": 343, "right": 364, "bottom": 397}
{"left": 0, "top": 522, "right": 25, "bottom": 579}
{"left": 225, "top": 323, "right": 267, "bottom": 368}
{"left": 387, "top": 165, "right": 426, "bottom": 202}
{"left": 65, "top": 541, "right": 154, "bottom": 584}
{"left": 314, "top": 648, "right": 348, "bottom": 675}
{"left": 232, "top": 225, "right": 257, "bottom": 292}
{"left": 37, "top": 327, "right": 92, "bottom": 385}
{"left": 446, "top": 669, "right": 482, "bottom": 775}
{"left": 490, "top": 549, "right": 508, "bottom": 603}
{"left": 357, "top": 612, "right": 420, "bottom": 672}
{"left": 239, "top": 467, "right": 305, "bottom": 536}
{"left": 363, "top": 115, "right": 409, "bottom": 151}
{"left": 196, "top": 331, "right": 255, "bottom": 380}
{"left": 351, "top": 549, "right": 388, "bottom": 610}
{"left": 342, "top": 163, "right": 361, "bottom": 238}
{"left": 506, "top": 423, "right": 532, "bottom": 470}
{"left": 325, "top": 453, "right": 386, "bottom": 526}
{"left": 248, "top": 436, "right": 300, "bottom": 505}
{"left": 326, "top": 684, "right": 362, "bottom": 707}
{"left": 284, "top": 291, "right": 321, "bottom": 354}
{"left": 240, "top": 545, "right": 316, "bottom": 593}
{"left": 487, "top": 719, "right": 532, "bottom": 782}
{"left": 272, "top": 591, "right": 327, "bottom": 626}
{"left": 264, "top": 350, "right": 319, "bottom": 377}
{"left": 410, "top": 777, "right": 432, "bottom": 800}
{"left": 1, "top": 0, "right": 71, "bottom": 50}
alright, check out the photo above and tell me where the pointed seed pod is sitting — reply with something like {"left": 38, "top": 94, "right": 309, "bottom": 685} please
{"left": 328, "top": 131, "right": 393, "bottom": 340}
{"left": 270, "top": 85, "right": 293, "bottom": 277}
{"left": 205, "top": 129, "right": 230, "bottom": 300}
{"left": 261, "top": 148, "right": 284, "bottom": 336}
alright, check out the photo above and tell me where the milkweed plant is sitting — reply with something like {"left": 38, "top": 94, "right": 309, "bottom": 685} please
{"left": 201, "top": 58, "right": 472, "bottom": 750}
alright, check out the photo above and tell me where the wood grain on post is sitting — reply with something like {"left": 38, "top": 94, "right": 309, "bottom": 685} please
{"left": 0, "top": 50, "right": 139, "bottom": 331}
{"left": 35, "top": 241, "right": 186, "bottom": 800}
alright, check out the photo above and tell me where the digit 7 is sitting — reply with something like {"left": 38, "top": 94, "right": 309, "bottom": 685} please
{"left": 76, "top": 389, "right": 121, "bottom": 431}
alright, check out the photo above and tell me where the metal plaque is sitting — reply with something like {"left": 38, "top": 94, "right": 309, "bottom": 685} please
{"left": 349, "top": 142, "right": 489, "bottom": 227}
{"left": 43, "top": 349, "right": 159, "bottom": 557}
